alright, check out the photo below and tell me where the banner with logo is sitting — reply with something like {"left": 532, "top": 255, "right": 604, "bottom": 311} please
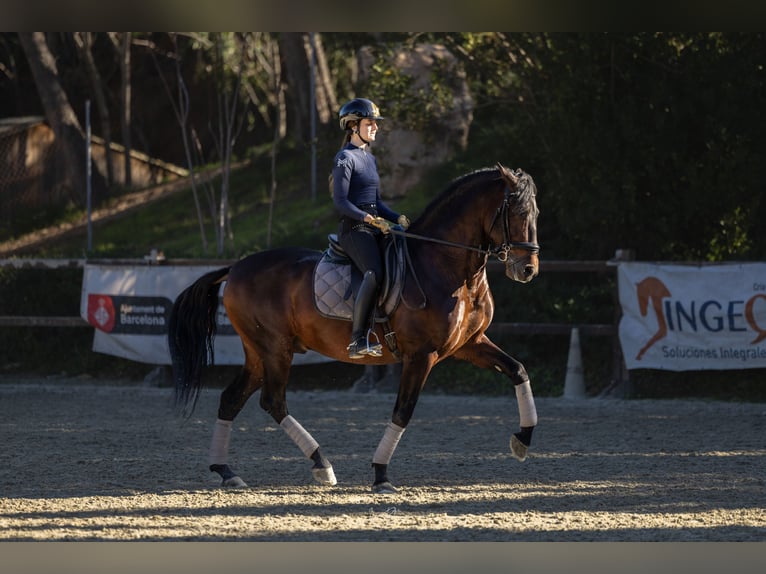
{"left": 618, "top": 262, "right": 766, "bottom": 371}
{"left": 80, "top": 264, "right": 332, "bottom": 366}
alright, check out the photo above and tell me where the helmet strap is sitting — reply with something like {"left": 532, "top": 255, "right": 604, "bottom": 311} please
{"left": 351, "top": 126, "right": 370, "bottom": 147}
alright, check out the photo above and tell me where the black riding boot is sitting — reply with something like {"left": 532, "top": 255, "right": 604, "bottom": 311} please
{"left": 347, "top": 270, "right": 382, "bottom": 359}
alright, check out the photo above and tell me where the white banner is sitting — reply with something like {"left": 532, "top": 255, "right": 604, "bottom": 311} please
{"left": 618, "top": 262, "right": 766, "bottom": 371}
{"left": 80, "top": 264, "right": 332, "bottom": 366}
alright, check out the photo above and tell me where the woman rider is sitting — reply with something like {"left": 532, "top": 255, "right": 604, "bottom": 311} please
{"left": 331, "top": 98, "right": 410, "bottom": 359}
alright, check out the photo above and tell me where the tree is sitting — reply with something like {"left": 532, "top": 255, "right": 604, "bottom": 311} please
{"left": 73, "top": 32, "right": 115, "bottom": 188}
{"left": 210, "top": 33, "right": 246, "bottom": 255}
{"left": 108, "top": 32, "right": 133, "bottom": 188}
{"left": 278, "top": 32, "right": 338, "bottom": 141}
{"left": 150, "top": 32, "right": 253, "bottom": 256}
{"left": 150, "top": 33, "right": 210, "bottom": 254}
{"left": 279, "top": 33, "right": 311, "bottom": 142}
{"left": 440, "top": 32, "right": 765, "bottom": 261}
{"left": 17, "top": 32, "right": 106, "bottom": 204}
{"left": 310, "top": 33, "right": 339, "bottom": 124}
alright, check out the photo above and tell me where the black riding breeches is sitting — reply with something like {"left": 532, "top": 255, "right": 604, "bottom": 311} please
{"left": 338, "top": 225, "right": 383, "bottom": 287}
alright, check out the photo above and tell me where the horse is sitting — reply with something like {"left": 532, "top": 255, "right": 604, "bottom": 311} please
{"left": 168, "top": 162, "right": 540, "bottom": 494}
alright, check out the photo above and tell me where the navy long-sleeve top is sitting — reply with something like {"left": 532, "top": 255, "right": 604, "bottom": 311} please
{"left": 332, "top": 143, "right": 400, "bottom": 223}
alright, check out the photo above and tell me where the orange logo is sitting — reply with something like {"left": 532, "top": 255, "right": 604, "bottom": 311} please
{"left": 634, "top": 276, "right": 671, "bottom": 360}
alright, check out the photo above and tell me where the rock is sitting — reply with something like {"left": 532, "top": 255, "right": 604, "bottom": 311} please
{"left": 357, "top": 43, "right": 474, "bottom": 197}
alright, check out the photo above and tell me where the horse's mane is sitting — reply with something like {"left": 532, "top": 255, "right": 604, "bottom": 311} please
{"left": 508, "top": 168, "right": 538, "bottom": 217}
{"left": 414, "top": 165, "right": 537, "bottom": 229}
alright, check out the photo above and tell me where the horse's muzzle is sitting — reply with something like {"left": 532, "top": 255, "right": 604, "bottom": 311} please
{"left": 506, "top": 254, "right": 539, "bottom": 283}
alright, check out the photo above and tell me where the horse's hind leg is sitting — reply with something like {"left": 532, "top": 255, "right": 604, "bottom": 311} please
{"left": 209, "top": 360, "right": 264, "bottom": 488}
{"left": 370, "top": 353, "right": 436, "bottom": 494}
{"left": 259, "top": 350, "right": 337, "bottom": 486}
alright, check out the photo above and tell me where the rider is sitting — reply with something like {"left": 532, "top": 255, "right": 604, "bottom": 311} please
{"left": 332, "top": 98, "right": 410, "bottom": 359}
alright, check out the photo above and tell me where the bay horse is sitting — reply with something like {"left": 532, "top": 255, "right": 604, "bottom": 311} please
{"left": 169, "top": 162, "right": 540, "bottom": 494}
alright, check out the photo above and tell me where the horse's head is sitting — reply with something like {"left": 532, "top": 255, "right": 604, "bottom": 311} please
{"left": 494, "top": 163, "right": 540, "bottom": 283}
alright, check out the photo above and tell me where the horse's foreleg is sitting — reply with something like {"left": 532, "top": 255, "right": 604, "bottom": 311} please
{"left": 371, "top": 421, "right": 406, "bottom": 493}
{"left": 454, "top": 335, "right": 538, "bottom": 461}
{"left": 279, "top": 415, "right": 337, "bottom": 486}
{"left": 371, "top": 353, "right": 435, "bottom": 494}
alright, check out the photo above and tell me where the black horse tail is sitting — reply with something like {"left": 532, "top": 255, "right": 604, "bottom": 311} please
{"left": 168, "top": 266, "right": 230, "bottom": 418}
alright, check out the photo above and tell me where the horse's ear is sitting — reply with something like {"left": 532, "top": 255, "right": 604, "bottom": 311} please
{"left": 497, "top": 162, "right": 519, "bottom": 186}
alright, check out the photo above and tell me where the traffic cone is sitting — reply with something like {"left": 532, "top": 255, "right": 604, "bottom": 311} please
{"left": 563, "top": 327, "right": 586, "bottom": 399}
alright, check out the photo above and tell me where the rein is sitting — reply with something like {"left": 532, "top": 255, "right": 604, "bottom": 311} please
{"left": 389, "top": 186, "right": 540, "bottom": 263}
{"left": 389, "top": 228, "right": 528, "bottom": 261}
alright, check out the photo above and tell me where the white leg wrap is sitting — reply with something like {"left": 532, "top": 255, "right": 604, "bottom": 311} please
{"left": 209, "top": 419, "right": 233, "bottom": 466}
{"left": 372, "top": 421, "right": 406, "bottom": 466}
{"left": 515, "top": 380, "right": 538, "bottom": 427}
{"left": 280, "top": 415, "right": 320, "bottom": 458}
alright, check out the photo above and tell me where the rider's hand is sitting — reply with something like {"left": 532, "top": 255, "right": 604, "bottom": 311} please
{"left": 368, "top": 216, "right": 391, "bottom": 234}
{"left": 397, "top": 215, "right": 410, "bottom": 229}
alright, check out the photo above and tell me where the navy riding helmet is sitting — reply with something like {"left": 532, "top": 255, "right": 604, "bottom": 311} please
{"left": 338, "top": 98, "right": 384, "bottom": 130}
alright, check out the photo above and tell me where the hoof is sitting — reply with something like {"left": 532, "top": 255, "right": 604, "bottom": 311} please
{"left": 510, "top": 433, "right": 528, "bottom": 462}
{"left": 312, "top": 465, "right": 338, "bottom": 486}
{"left": 222, "top": 475, "right": 248, "bottom": 488}
{"left": 371, "top": 481, "right": 398, "bottom": 495}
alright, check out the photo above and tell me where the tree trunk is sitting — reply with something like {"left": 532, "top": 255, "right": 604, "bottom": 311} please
{"left": 74, "top": 32, "right": 115, "bottom": 188}
{"left": 215, "top": 34, "right": 241, "bottom": 256}
{"left": 267, "top": 37, "right": 284, "bottom": 248}
{"left": 279, "top": 32, "right": 310, "bottom": 141}
{"left": 17, "top": 32, "right": 106, "bottom": 205}
{"left": 109, "top": 32, "right": 132, "bottom": 188}
{"left": 311, "top": 33, "right": 338, "bottom": 124}
{"left": 119, "top": 32, "right": 133, "bottom": 188}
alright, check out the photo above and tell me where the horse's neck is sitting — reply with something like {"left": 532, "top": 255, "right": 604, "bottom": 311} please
{"left": 415, "top": 186, "right": 491, "bottom": 240}
{"left": 409, "top": 193, "right": 493, "bottom": 282}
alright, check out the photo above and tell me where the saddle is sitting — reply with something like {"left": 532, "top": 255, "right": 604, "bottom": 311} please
{"left": 313, "top": 231, "right": 406, "bottom": 324}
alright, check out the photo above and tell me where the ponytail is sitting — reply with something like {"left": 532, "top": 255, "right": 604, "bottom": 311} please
{"left": 331, "top": 125, "right": 354, "bottom": 196}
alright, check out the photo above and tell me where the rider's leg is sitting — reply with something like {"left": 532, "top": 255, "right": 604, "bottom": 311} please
{"left": 348, "top": 270, "right": 382, "bottom": 358}
{"left": 338, "top": 228, "right": 384, "bottom": 359}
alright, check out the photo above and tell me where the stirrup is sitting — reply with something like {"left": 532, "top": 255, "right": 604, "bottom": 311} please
{"left": 364, "top": 329, "right": 383, "bottom": 357}
{"left": 347, "top": 330, "right": 383, "bottom": 359}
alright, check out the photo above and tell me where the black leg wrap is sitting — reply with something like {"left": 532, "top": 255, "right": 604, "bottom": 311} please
{"left": 209, "top": 464, "right": 248, "bottom": 487}
{"left": 310, "top": 448, "right": 330, "bottom": 470}
{"left": 372, "top": 462, "right": 389, "bottom": 484}
{"left": 515, "top": 426, "right": 534, "bottom": 447}
{"left": 371, "top": 463, "right": 397, "bottom": 494}
{"left": 210, "top": 464, "right": 237, "bottom": 480}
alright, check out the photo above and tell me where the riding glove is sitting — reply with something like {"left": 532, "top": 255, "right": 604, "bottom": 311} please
{"left": 369, "top": 216, "right": 391, "bottom": 233}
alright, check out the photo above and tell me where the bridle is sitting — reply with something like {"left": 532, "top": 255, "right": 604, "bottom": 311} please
{"left": 488, "top": 184, "right": 540, "bottom": 262}
{"left": 389, "top": 184, "right": 540, "bottom": 263}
